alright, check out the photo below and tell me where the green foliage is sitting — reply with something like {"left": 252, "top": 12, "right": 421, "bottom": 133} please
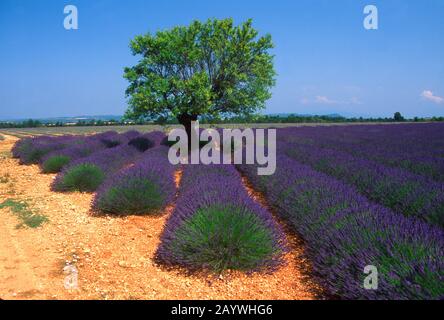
{"left": 394, "top": 112, "right": 405, "bottom": 121}
{"left": 58, "top": 164, "right": 105, "bottom": 192}
{"left": 0, "top": 199, "right": 48, "bottom": 228}
{"left": 96, "top": 178, "right": 164, "bottom": 215}
{"left": 124, "top": 18, "right": 276, "bottom": 125}
{"left": 0, "top": 119, "right": 42, "bottom": 129}
{"left": 42, "top": 155, "right": 71, "bottom": 173}
{"left": 22, "top": 148, "right": 48, "bottom": 164}
{"left": 168, "top": 204, "right": 278, "bottom": 273}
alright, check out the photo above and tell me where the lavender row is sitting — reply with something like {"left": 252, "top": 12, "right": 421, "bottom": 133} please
{"left": 12, "top": 130, "right": 166, "bottom": 174}
{"left": 279, "top": 124, "right": 444, "bottom": 181}
{"left": 12, "top": 134, "right": 81, "bottom": 165}
{"left": 49, "top": 131, "right": 166, "bottom": 191}
{"left": 280, "top": 141, "right": 444, "bottom": 228}
{"left": 238, "top": 155, "right": 444, "bottom": 299}
{"left": 92, "top": 146, "right": 176, "bottom": 215}
{"left": 51, "top": 142, "right": 143, "bottom": 192}
{"left": 12, "top": 131, "right": 123, "bottom": 165}
{"left": 39, "top": 139, "right": 107, "bottom": 173}
{"left": 280, "top": 123, "right": 444, "bottom": 157}
{"left": 156, "top": 163, "right": 286, "bottom": 273}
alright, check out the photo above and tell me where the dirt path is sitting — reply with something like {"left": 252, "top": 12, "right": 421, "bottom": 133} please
{"left": 0, "top": 134, "right": 41, "bottom": 297}
{"left": 0, "top": 134, "right": 321, "bottom": 300}
{"left": 0, "top": 214, "right": 45, "bottom": 298}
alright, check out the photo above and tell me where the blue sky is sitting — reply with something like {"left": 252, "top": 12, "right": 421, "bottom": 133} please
{"left": 1, "top": 0, "right": 443, "bottom": 120}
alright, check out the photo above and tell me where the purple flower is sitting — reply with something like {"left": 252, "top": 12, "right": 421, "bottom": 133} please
{"left": 92, "top": 146, "right": 176, "bottom": 215}
{"left": 156, "top": 163, "right": 286, "bottom": 273}
{"left": 277, "top": 131, "right": 444, "bottom": 228}
{"left": 51, "top": 143, "right": 143, "bottom": 192}
{"left": 238, "top": 154, "right": 444, "bottom": 299}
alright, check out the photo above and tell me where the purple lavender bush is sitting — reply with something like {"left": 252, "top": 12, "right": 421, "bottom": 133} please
{"left": 96, "top": 131, "right": 126, "bottom": 148}
{"left": 11, "top": 137, "right": 30, "bottom": 158}
{"left": 280, "top": 140, "right": 444, "bottom": 228}
{"left": 90, "top": 130, "right": 119, "bottom": 141}
{"left": 125, "top": 131, "right": 166, "bottom": 152}
{"left": 51, "top": 144, "right": 142, "bottom": 192}
{"left": 12, "top": 135, "right": 78, "bottom": 165}
{"left": 238, "top": 155, "right": 444, "bottom": 299}
{"left": 143, "top": 130, "right": 166, "bottom": 146}
{"left": 121, "top": 130, "right": 142, "bottom": 140}
{"left": 95, "top": 130, "right": 163, "bottom": 151}
{"left": 40, "top": 138, "right": 105, "bottom": 173}
{"left": 41, "top": 154, "right": 72, "bottom": 174}
{"left": 127, "top": 135, "right": 154, "bottom": 152}
{"left": 92, "top": 146, "right": 176, "bottom": 215}
{"left": 279, "top": 123, "right": 444, "bottom": 182}
{"left": 156, "top": 164, "right": 286, "bottom": 273}
{"left": 38, "top": 131, "right": 130, "bottom": 174}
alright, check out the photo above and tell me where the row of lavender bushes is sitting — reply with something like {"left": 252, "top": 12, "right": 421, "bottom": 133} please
{"left": 280, "top": 140, "right": 444, "bottom": 228}
{"left": 279, "top": 124, "right": 444, "bottom": 182}
{"left": 12, "top": 130, "right": 175, "bottom": 215}
{"left": 238, "top": 154, "right": 444, "bottom": 299}
{"left": 39, "top": 136, "right": 107, "bottom": 173}
{"left": 280, "top": 123, "right": 444, "bottom": 157}
{"left": 92, "top": 145, "right": 176, "bottom": 215}
{"left": 51, "top": 131, "right": 165, "bottom": 192}
{"left": 156, "top": 163, "right": 286, "bottom": 273}
{"left": 11, "top": 130, "right": 165, "bottom": 189}
{"left": 12, "top": 134, "right": 81, "bottom": 165}
{"left": 12, "top": 130, "right": 136, "bottom": 169}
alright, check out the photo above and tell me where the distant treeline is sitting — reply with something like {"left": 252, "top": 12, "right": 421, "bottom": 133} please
{"left": 1, "top": 114, "right": 444, "bottom": 129}
{"left": 0, "top": 119, "right": 124, "bottom": 129}
{"left": 202, "top": 114, "right": 444, "bottom": 124}
{"left": 0, "top": 119, "right": 44, "bottom": 128}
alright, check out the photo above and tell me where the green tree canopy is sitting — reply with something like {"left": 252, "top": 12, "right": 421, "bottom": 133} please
{"left": 394, "top": 112, "right": 405, "bottom": 121}
{"left": 124, "top": 18, "right": 276, "bottom": 135}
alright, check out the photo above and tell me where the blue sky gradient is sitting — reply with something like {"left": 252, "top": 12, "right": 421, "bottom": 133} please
{"left": 1, "top": 0, "right": 443, "bottom": 119}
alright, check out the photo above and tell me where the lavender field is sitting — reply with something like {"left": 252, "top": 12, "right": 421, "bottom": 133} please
{"left": 6, "top": 123, "right": 444, "bottom": 300}
{"left": 242, "top": 123, "right": 444, "bottom": 299}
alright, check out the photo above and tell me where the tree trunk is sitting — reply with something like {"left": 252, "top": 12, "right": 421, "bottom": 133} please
{"left": 177, "top": 113, "right": 198, "bottom": 148}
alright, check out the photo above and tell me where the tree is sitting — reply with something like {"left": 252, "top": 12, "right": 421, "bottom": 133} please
{"left": 123, "top": 18, "right": 276, "bottom": 139}
{"left": 394, "top": 112, "right": 404, "bottom": 122}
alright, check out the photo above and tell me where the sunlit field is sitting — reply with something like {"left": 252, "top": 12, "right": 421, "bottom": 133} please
{"left": 1, "top": 122, "right": 442, "bottom": 300}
